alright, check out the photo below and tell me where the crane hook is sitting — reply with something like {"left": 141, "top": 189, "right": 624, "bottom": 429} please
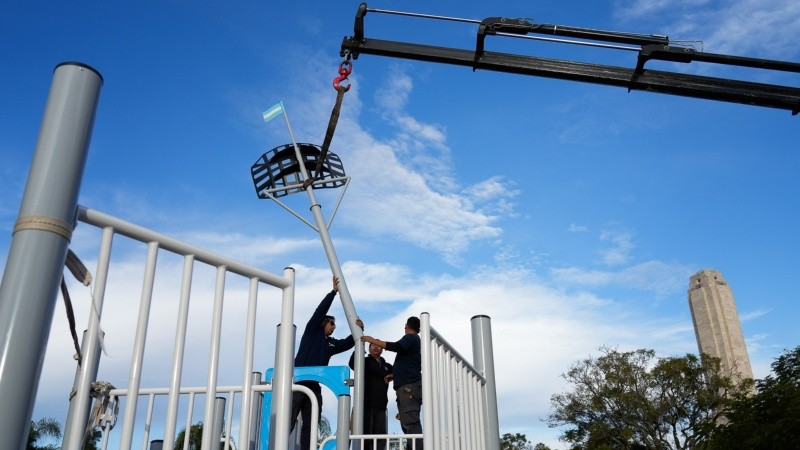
{"left": 333, "top": 60, "right": 352, "bottom": 92}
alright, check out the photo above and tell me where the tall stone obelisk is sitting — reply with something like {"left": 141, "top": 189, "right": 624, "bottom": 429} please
{"left": 688, "top": 269, "right": 754, "bottom": 384}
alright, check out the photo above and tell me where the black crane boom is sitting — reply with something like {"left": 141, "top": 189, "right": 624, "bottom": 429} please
{"left": 340, "top": 3, "right": 800, "bottom": 115}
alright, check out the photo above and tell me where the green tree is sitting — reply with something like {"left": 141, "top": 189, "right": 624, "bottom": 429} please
{"left": 175, "top": 422, "right": 204, "bottom": 450}
{"left": 547, "top": 347, "right": 745, "bottom": 450}
{"left": 500, "top": 432, "right": 533, "bottom": 450}
{"left": 534, "top": 444, "right": 553, "bottom": 450}
{"left": 707, "top": 346, "right": 800, "bottom": 449}
{"left": 27, "top": 417, "right": 62, "bottom": 450}
{"left": 83, "top": 428, "right": 102, "bottom": 450}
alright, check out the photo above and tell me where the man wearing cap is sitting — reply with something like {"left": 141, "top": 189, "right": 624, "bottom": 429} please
{"left": 290, "top": 276, "right": 363, "bottom": 450}
{"left": 361, "top": 316, "right": 423, "bottom": 450}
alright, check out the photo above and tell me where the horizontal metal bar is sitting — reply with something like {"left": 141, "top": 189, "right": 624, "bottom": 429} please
{"left": 76, "top": 205, "right": 293, "bottom": 288}
{"left": 342, "top": 37, "right": 800, "bottom": 113}
{"left": 366, "top": 6, "right": 479, "bottom": 25}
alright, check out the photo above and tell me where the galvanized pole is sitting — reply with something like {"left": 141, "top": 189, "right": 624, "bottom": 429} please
{"left": 270, "top": 267, "right": 296, "bottom": 450}
{"left": 471, "top": 315, "right": 500, "bottom": 450}
{"left": 278, "top": 106, "right": 366, "bottom": 439}
{"left": 0, "top": 62, "right": 102, "bottom": 450}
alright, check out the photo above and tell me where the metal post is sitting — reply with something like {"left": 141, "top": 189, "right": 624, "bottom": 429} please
{"left": 420, "top": 313, "right": 433, "bottom": 448}
{"left": 336, "top": 395, "right": 351, "bottom": 450}
{"left": 0, "top": 62, "right": 102, "bottom": 450}
{"left": 213, "top": 397, "right": 226, "bottom": 449}
{"left": 271, "top": 267, "right": 296, "bottom": 450}
{"left": 239, "top": 278, "right": 260, "bottom": 449}
{"left": 279, "top": 106, "right": 365, "bottom": 438}
{"left": 63, "top": 226, "right": 114, "bottom": 449}
{"left": 249, "top": 372, "right": 264, "bottom": 450}
{"left": 471, "top": 315, "right": 499, "bottom": 450}
{"left": 163, "top": 255, "right": 195, "bottom": 449}
{"left": 201, "top": 267, "right": 227, "bottom": 450}
{"left": 63, "top": 329, "right": 105, "bottom": 449}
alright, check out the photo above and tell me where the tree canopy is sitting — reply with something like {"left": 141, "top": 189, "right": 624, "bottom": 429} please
{"left": 707, "top": 345, "right": 800, "bottom": 449}
{"left": 547, "top": 347, "right": 747, "bottom": 450}
{"left": 27, "top": 418, "right": 61, "bottom": 450}
{"left": 500, "top": 432, "right": 533, "bottom": 450}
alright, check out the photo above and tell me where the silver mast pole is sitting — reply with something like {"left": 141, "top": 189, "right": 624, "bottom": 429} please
{"left": 0, "top": 62, "right": 102, "bottom": 450}
{"left": 279, "top": 105, "right": 366, "bottom": 441}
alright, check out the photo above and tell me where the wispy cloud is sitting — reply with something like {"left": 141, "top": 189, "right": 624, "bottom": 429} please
{"left": 740, "top": 308, "right": 772, "bottom": 321}
{"left": 599, "top": 229, "right": 634, "bottom": 265}
{"left": 569, "top": 223, "right": 589, "bottom": 233}
{"left": 615, "top": 0, "right": 800, "bottom": 59}
{"left": 550, "top": 259, "right": 694, "bottom": 297}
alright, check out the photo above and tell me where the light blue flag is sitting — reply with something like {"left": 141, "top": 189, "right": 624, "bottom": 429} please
{"left": 262, "top": 102, "right": 285, "bottom": 123}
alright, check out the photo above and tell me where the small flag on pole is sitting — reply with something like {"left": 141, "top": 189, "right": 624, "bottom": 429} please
{"left": 262, "top": 102, "right": 285, "bottom": 123}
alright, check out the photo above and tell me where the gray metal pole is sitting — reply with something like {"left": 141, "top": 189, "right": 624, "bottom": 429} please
{"left": 213, "top": 397, "right": 226, "bottom": 449}
{"left": 335, "top": 395, "right": 351, "bottom": 450}
{"left": 471, "top": 315, "right": 500, "bottom": 450}
{"left": 279, "top": 107, "right": 365, "bottom": 438}
{"left": 249, "top": 372, "right": 264, "bottom": 450}
{"left": 270, "top": 267, "right": 296, "bottom": 450}
{"left": 63, "top": 226, "right": 113, "bottom": 450}
{"left": 63, "top": 329, "right": 105, "bottom": 449}
{"left": 0, "top": 62, "right": 102, "bottom": 450}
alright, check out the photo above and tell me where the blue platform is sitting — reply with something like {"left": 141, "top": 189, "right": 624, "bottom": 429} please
{"left": 259, "top": 366, "right": 351, "bottom": 449}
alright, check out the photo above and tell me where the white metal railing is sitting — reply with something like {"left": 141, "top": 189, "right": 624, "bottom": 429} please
{"left": 60, "top": 206, "right": 498, "bottom": 450}
{"left": 323, "top": 313, "right": 499, "bottom": 450}
{"left": 421, "top": 313, "right": 494, "bottom": 450}
{"left": 62, "top": 205, "right": 297, "bottom": 450}
{"left": 320, "top": 433, "right": 423, "bottom": 450}
{"left": 96, "top": 383, "right": 321, "bottom": 450}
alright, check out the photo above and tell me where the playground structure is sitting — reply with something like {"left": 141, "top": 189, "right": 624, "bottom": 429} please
{"left": 4, "top": 5, "right": 798, "bottom": 450}
{"left": 0, "top": 63, "right": 500, "bottom": 450}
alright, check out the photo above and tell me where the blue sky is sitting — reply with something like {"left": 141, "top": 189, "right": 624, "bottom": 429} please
{"left": 2, "top": 1, "right": 799, "bottom": 448}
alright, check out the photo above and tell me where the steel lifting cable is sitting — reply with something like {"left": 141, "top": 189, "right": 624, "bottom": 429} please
{"left": 304, "top": 52, "right": 352, "bottom": 189}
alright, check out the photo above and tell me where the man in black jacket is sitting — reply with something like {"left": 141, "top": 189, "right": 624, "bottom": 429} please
{"left": 289, "top": 276, "right": 363, "bottom": 450}
{"left": 361, "top": 316, "right": 422, "bottom": 450}
{"left": 349, "top": 342, "right": 393, "bottom": 450}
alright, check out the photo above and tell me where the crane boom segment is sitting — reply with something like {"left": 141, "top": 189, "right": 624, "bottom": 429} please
{"left": 340, "top": 3, "right": 800, "bottom": 114}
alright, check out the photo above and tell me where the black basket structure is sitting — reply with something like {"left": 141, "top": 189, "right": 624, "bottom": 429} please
{"left": 251, "top": 143, "right": 346, "bottom": 199}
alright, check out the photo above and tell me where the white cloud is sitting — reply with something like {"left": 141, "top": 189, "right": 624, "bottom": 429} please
{"left": 599, "top": 229, "right": 634, "bottom": 265}
{"left": 550, "top": 260, "right": 694, "bottom": 297}
{"left": 616, "top": 0, "right": 800, "bottom": 59}
{"left": 569, "top": 223, "right": 589, "bottom": 233}
{"left": 739, "top": 308, "right": 772, "bottom": 322}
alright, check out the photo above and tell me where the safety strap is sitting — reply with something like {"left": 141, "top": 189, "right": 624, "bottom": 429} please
{"left": 61, "top": 249, "right": 93, "bottom": 366}
{"left": 303, "top": 54, "right": 352, "bottom": 189}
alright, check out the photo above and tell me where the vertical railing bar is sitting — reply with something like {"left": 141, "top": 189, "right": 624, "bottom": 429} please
{"left": 477, "top": 377, "right": 487, "bottom": 450}
{"left": 63, "top": 226, "right": 114, "bottom": 449}
{"left": 142, "top": 392, "right": 157, "bottom": 450}
{"left": 475, "top": 376, "right": 488, "bottom": 448}
{"left": 238, "top": 277, "right": 260, "bottom": 447}
{"left": 446, "top": 349, "right": 457, "bottom": 450}
{"left": 119, "top": 241, "right": 160, "bottom": 450}
{"left": 419, "top": 313, "right": 433, "bottom": 449}
{"left": 435, "top": 345, "right": 446, "bottom": 450}
{"left": 270, "top": 267, "right": 296, "bottom": 450}
{"left": 201, "top": 266, "right": 227, "bottom": 450}
{"left": 458, "top": 364, "right": 468, "bottom": 450}
{"left": 225, "top": 390, "right": 236, "bottom": 449}
{"left": 466, "top": 364, "right": 477, "bottom": 449}
{"left": 183, "top": 392, "right": 196, "bottom": 450}
{"left": 164, "top": 254, "right": 195, "bottom": 448}
{"left": 444, "top": 346, "right": 452, "bottom": 449}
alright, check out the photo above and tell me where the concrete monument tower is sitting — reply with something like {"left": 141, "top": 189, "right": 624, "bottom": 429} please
{"left": 688, "top": 269, "right": 754, "bottom": 384}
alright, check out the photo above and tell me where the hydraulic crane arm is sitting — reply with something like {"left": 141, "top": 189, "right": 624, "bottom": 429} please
{"left": 340, "top": 3, "right": 800, "bottom": 115}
